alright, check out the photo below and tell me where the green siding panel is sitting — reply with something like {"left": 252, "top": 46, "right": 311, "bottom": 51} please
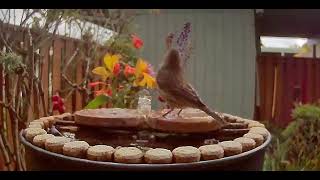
{"left": 135, "top": 9, "right": 256, "bottom": 119}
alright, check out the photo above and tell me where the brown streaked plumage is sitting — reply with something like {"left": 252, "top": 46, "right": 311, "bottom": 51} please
{"left": 156, "top": 34, "right": 227, "bottom": 125}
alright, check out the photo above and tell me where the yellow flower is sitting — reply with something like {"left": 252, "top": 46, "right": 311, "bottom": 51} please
{"left": 133, "top": 58, "right": 156, "bottom": 88}
{"left": 92, "top": 54, "right": 121, "bottom": 81}
{"left": 104, "top": 54, "right": 121, "bottom": 72}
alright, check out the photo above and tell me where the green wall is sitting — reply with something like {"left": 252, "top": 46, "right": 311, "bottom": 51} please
{"left": 135, "top": 9, "right": 256, "bottom": 119}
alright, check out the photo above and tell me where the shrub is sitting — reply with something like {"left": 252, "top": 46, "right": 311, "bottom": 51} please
{"left": 263, "top": 103, "right": 320, "bottom": 171}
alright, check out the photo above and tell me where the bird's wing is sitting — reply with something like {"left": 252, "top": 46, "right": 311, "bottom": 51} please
{"left": 185, "top": 83, "right": 198, "bottom": 96}
{"left": 167, "top": 81, "right": 204, "bottom": 107}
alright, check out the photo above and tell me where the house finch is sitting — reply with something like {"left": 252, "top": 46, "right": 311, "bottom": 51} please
{"left": 156, "top": 34, "right": 227, "bottom": 125}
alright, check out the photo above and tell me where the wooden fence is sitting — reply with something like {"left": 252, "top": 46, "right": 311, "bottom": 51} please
{"left": 36, "top": 38, "right": 88, "bottom": 116}
{"left": 256, "top": 55, "right": 320, "bottom": 127}
{"left": 0, "top": 32, "right": 105, "bottom": 117}
{"left": 0, "top": 27, "right": 106, "bottom": 170}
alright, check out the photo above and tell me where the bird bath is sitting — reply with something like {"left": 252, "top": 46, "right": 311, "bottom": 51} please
{"left": 20, "top": 109, "right": 271, "bottom": 171}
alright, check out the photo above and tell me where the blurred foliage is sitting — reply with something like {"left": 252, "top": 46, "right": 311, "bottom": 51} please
{"left": 86, "top": 25, "right": 156, "bottom": 109}
{"left": 263, "top": 103, "right": 320, "bottom": 171}
{"left": 0, "top": 51, "right": 26, "bottom": 75}
{"left": 105, "top": 34, "right": 140, "bottom": 66}
{"left": 291, "top": 103, "right": 320, "bottom": 121}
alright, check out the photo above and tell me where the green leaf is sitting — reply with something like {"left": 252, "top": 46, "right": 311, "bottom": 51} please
{"left": 84, "top": 94, "right": 110, "bottom": 109}
{"left": 281, "top": 121, "right": 298, "bottom": 138}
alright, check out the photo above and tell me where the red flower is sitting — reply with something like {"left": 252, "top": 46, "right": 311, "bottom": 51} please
{"left": 158, "top": 96, "right": 165, "bottom": 102}
{"left": 52, "top": 95, "right": 60, "bottom": 102}
{"left": 106, "top": 89, "right": 112, "bottom": 96}
{"left": 53, "top": 101, "right": 60, "bottom": 110}
{"left": 58, "top": 106, "right": 66, "bottom": 114}
{"left": 132, "top": 34, "right": 143, "bottom": 49}
{"left": 113, "top": 63, "right": 121, "bottom": 76}
{"left": 94, "top": 89, "right": 112, "bottom": 97}
{"left": 52, "top": 94, "right": 65, "bottom": 114}
{"left": 89, "top": 81, "right": 106, "bottom": 88}
{"left": 124, "top": 64, "right": 135, "bottom": 77}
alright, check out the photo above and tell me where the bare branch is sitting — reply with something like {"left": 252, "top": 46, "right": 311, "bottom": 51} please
{"left": 62, "top": 48, "right": 79, "bottom": 74}
{"left": 20, "top": 9, "right": 40, "bottom": 27}
{"left": 62, "top": 74, "right": 86, "bottom": 93}
{"left": 0, "top": 9, "right": 10, "bottom": 23}
{"left": 0, "top": 10, "right": 7, "bottom": 21}
{"left": 35, "top": 23, "right": 61, "bottom": 50}
{"left": 7, "top": 10, "right": 11, "bottom": 26}
{"left": 34, "top": 12, "right": 64, "bottom": 50}
{"left": 0, "top": 133, "right": 11, "bottom": 170}
{"left": 19, "top": 9, "right": 26, "bottom": 26}
{"left": 0, "top": 130, "right": 15, "bottom": 161}
{"left": 38, "top": 81, "right": 48, "bottom": 117}
{"left": 0, "top": 32, "right": 13, "bottom": 52}
{"left": 83, "top": 57, "right": 91, "bottom": 87}
{"left": 13, "top": 9, "right": 16, "bottom": 26}
{"left": 0, "top": 101, "right": 23, "bottom": 123}
{"left": 27, "top": 28, "right": 32, "bottom": 46}
{"left": 12, "top": 107, "right": 22, "bottom": 170}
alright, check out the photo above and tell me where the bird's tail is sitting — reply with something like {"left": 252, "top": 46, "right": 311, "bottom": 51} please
{"left": 200, "top": 105, "right": 228, "bottom": 126}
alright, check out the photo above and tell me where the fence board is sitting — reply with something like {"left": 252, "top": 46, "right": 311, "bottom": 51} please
{"left": 75, "top": 45, "right": 83, "bottom": 111}
{"left": 63, "top": 40, "right": 77, "bottom": 113}
{"left": 0, "top": 65, "right": 3, "bottom": 132}
{"left": 264, "top": 57, "right": 275, "bottom": 122}
{"left": 52, "top": 39, "right": 63, "bottom": 115}
{"left": 257, "top": 56, "right": 266, "bottom": 121}
{"left": 284, "top": 58, "right": 296, "bottom": 126}
{"left": 306, "top": 60, "right": 314, "bottom": 102}
{"left": 40, "top": 46, "right": 49, "bottom": 117}
{"left": 316, "top": 62, "right": 320, "bottom": 101}
{"left": 297, "top": 59, "right": 305, "bottom": 102}
{"left": 274, "top": 58, "right": 284, "bottom": 125}
{"left": 71, "top": 41, "right": 78, "bottom": 112}
{"left": 4, "top": 75, "right": 14, "bottom": 162}
{"left": 257, "top": 55, "right": 320, "bottom": 127}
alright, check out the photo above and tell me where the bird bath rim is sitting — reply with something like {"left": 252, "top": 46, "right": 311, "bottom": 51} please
{"left": 19, "top": 130, "right": 271, "bottom": 170}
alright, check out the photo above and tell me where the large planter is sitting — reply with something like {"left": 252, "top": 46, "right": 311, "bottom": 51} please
{"left": 20, "top": 131, "right": 271, "bottom": 171}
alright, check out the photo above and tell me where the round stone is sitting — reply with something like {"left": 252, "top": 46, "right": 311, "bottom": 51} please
{"left": 25, "top": 128, "right": 47, "bottom": 142}
{"left": 33, "top": 134, "right": 55, "bottom": 148}
{"left": 45, "top": 136, "right": 71, "bottom": 154}
{"left": 219, "top": 141, "right": 242, "bottom": 156}
{"left": 87, "top": 145, "right": 115, "bottom": 161}
{"left": 249, "top": 127, "right": 269, "bottom": 139}
{"left": 243, "top": 133, "right": 264, "bottom": 146}
{"left": 114, "top": 147, "right": 143, "bottom": 164}
{"left": 248, "top": 121, "right": 265, "bottom": 128}
{"left": 63, "top": 141, "right": 90, "bottom": 158}
{"left": 28, "top": 123, "right": 43, "bottom": 129}
{"left": 234, "top": 137, "right": 256, "bottom": 152}
{"left": 198, "top": 144, "right": 224, "bottom": 160}
{"left": 172, "top": 146, "right": 201, "bottom": 163}
{"left": 144, "top": 148, "right": 173, "bottom": 164}
{"left": 29, "top": 121, "right": 45, "bottom": 129}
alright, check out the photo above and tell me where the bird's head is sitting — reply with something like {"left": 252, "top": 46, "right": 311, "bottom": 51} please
{"left": 163, "top": 48, "right": 182, "bottom": 70}
{"left": 166, "top": 33, "right": 174, "bottom": 50}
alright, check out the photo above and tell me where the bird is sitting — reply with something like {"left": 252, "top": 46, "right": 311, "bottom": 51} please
{"left": 156, "top": 33, "right": 227, "bottom": 125}
{"left": 49, "top": 125, "right": 64, "bottom": 137}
